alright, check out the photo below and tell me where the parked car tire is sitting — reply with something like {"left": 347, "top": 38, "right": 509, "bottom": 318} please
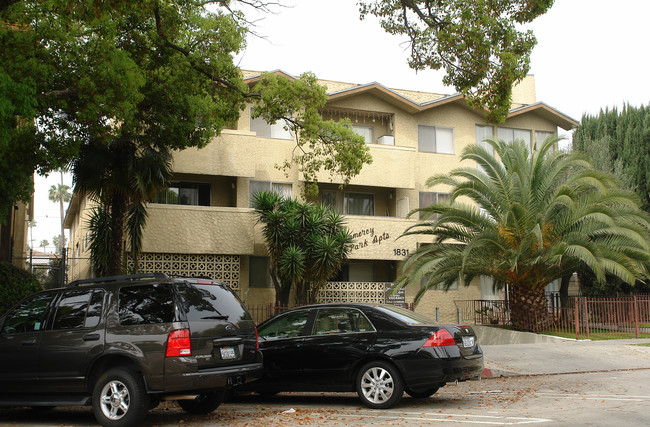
{"left": 356, "top": 361, "right": 404, "bottom": 409}
{"left": 405, "top": 385, "right": 440, "bottom": 398}
{"left": 177, "top": 391, "right": 225, "bottom": 414}
{"left": 92, "top": 367, "right": 149, "bottom": 427}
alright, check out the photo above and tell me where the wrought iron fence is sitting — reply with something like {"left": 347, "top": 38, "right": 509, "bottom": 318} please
{"left": 455, "top": 294, "right": 650, "bottom": 339}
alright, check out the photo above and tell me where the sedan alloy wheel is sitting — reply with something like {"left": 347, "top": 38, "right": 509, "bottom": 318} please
{"left": 356, "top": 361, "right": 404, "bottom": 409}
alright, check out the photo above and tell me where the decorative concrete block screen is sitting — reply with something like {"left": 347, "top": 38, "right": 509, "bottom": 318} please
{"left": 318, "top": 281, "right": 385, "bottom": 304}
{"left": 129, "top": 253, "right": 240, "bottom": 291}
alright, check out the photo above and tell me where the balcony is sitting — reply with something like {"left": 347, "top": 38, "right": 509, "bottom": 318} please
{"left": 142, "top": 204, "right": 257, "bottom": 254}
{"left": 172, "top": 130, "right": 299, "bottom": 179}
{"left": 310, "top": 143, "right": 416, "bottom": 189}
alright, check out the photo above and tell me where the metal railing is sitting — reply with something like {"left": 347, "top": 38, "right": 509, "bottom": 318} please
{"left": 455, "top": 294, "right": 650, "bottom": 339}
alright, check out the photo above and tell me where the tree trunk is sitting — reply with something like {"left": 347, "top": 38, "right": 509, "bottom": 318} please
{"left": 109, "top": 193, "right": 126, "bottom": 276}
{"left": 271, "top": 273, "right": 291, "bottom": 310}
{"left": 509, "top": 285, "right": 549, "bottom": 332}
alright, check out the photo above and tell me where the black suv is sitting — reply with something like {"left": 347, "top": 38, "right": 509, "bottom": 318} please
{"left": 0, "top": 273, "right": 262, "bottom": 426}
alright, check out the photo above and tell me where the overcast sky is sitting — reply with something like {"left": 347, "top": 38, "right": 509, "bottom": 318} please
{"left": 30, "top": 0, "right": 650, "bottom": 251}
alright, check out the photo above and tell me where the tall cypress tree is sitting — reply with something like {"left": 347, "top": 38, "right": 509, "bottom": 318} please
{"left": 573, "top": 104, "right": 650, "bottom": 211}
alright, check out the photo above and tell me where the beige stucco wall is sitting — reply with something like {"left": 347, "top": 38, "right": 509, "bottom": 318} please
{"left": 142, "top": 205, "right": 256, "bottom": 254}
{"left": 408, "top": 278, "right": 483, "bottom": 324}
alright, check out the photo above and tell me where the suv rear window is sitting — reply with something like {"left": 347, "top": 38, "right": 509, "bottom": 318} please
{"left": 175, "top": 283, "right": 252, "bottom": 322}
{"left": 118, "top": 284, "right": 176, "bottom": 325}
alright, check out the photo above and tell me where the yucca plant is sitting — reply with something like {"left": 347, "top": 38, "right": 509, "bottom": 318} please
{"left": 398, "top": 137, "right": 650, "bottom": 331}
{"left": 253, "top": 191, "right": 353, "bottom": 306}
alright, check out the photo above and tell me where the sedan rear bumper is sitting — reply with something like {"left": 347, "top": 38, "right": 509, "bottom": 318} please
{"left": 396, "top": 345, "right": 484, "bottom": 389}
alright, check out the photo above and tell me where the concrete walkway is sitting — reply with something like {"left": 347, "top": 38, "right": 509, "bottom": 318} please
{"left": 475, "top": 326, "right": 650, "bottom": 378}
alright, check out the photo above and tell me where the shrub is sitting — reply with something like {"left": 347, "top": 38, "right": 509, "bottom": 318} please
{"left": 0, "top": 262, "right": 43, "bottom": 315}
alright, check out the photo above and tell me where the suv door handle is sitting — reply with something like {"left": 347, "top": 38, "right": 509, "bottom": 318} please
{"left": 83, "top": 333, "right": 100, "bottom": 341}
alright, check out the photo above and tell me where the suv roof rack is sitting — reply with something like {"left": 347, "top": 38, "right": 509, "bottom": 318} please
{"left": 68, "top": 272, "right": 169, "bottom": 287}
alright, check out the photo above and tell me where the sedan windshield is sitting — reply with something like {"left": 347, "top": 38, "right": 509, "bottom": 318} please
{"left": 376, "top": 305, "right": 435, "bottom": 325}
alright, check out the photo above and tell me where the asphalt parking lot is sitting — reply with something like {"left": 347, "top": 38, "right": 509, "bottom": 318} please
{"left": 2, "top": 338, "right": 650, "bottom": 426}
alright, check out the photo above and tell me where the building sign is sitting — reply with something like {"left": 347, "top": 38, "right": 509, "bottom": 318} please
{"left": 350, "top": 227, "right": 391, "bottom": 251}
{"left": 384, "top": 282, "right": 406, "bottom": 306}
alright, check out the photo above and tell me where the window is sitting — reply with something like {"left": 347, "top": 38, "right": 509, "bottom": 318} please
{"left": 250, "top": 108, "right": 292, "bottom": 139}
{"left": 418, "top": 125, "right": 454, "bottom": 154}
{"left": 258, "top": 309, "right": 310, "bottom": 339}
{"left": 497, "top": 127, "right": 531, "bottom": 151}
{"left": 322, "top": 190, "right": 339, "bottom": 212}
{"left": 52, "top": 290, "right": 104, "bottom": 330}
{"left": 249, "top": 256, "right": 272, "bottom": 288}
{"left": 344, "top": 192, "right": 374, "bottom": 216}
{"left": 352, "top": 125, "right": 374, "bottom": 144}
{"left": 118, "top": 284, "right": 176, "bottom": 325}
{"left": 0, "top": 293, "right": 55, "bottom": 334}
{"left": 175, "top": 282, "right": 252, "bottom": 322}
{"left": 312, "top": 308, "right": 375, "bottom": 335}
{"left": 156, "top": 182, "right": 210, "bottom": 206}
{"left": 249, "top": 181, "right": 293, "bottom": 207}
{"left": 476, "top": 125, "right": 494, "bottom": 155}
{"left": 418, "top": 192, "right": 450, "bottom": 220}
{"left": 535, "top": 131, "right": 554, "bottom": 148}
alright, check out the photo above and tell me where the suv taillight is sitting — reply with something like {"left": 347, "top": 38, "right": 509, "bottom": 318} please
{"left": 423, "top": 328, "right": 456, "bottom": 347}
{"left": 166, "top": 329, "right": 191, "bottom": 357}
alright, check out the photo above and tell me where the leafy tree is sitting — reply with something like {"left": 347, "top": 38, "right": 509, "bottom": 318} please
{"left": 48, "top": 176, "right": 71, "bottom": 254}
{"left": 359, "top": 0, "right": 555, "bottom": 123}
{"left": 1, "top": 0, "right": 369, "bottom": 266}
{"left": 397, "top": 137, "right": 650, "bottom": 331}
{"left": 252, "top": 191, "right": 353, "bottom": 306}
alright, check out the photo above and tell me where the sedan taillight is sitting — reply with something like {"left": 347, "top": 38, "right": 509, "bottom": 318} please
{"left": 255, "top": 326, "right": 259, "bottom": 351}
{"left": 166, "top": 329, "right": 191, "bottom": 357}
{"left": 423, "top": 328, "right": 456, "bottom": 347}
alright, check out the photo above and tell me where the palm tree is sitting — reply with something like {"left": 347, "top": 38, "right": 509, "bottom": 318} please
{"left": 48, "top": 172, "right": 72, "bottom": 254}
{"left": 71, "top": 138, "right": 173, "bottom": 275}
{"left": 39, "top": 239, "right": 49, "bottom": 253}
{"left": 253, "top": 191, "right": 353, "bottom": 306}
{"left": 398, "top": 137, "right": 650, "bottom": 331}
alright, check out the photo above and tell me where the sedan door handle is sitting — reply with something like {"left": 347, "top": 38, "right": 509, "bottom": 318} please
{"left": 21, "top": 339, "right": 36, "bottom": 346}
{"left": 83, "top": 333, "right": 100, "bottom": 341}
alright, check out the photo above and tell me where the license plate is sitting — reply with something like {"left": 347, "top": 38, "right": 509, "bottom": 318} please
{"left": 462, "top": 336, "right": 475, "bottom": 348}
{"left": 220, "top": 346, "right": 236, "bottom": 360}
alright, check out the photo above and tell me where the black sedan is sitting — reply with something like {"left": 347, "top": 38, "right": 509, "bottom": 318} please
{"left": 243, "top": 303, "right": 483, "bottom": 409}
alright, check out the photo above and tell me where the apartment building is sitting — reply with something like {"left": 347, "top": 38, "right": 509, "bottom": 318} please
{"left": 64, "top": 70, "right": 578, "bottom": 322}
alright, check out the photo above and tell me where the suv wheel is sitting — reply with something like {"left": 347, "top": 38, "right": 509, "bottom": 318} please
{"left": 177, "top": 391, "right": 225, "bottom": 414}
{"left": 92, "top": 368, "right": 149, "bottom": 427}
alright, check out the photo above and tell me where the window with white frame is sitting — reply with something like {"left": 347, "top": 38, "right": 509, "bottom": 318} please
{"left": 352, "top": 125, "right": 375, "bottom": 144}
{"left": 250, "top": 108, "right": 292, "bottom": 140}
{"left": 344, "top": 192, "right": 374, "bottom": 216}
{"left": 418, "top": 125, "right": 454, "bottom": 154}
{"left": 418, "top": 192, "right": 450, "bottom": 220}
{"left": 497, "top": 127, "right": 531, "bottom": 151}
{"left": 249, "top": 181, "right": 293, "bottom": 207}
